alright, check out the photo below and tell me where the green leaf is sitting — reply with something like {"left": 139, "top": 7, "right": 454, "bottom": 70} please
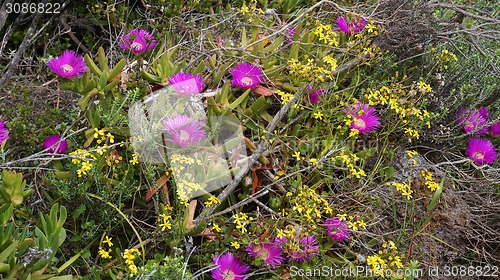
{"left": 97, "top": 46, "right": 108, "bottom": 71}
{"left": 427, "top": 176, "right": 444, "bottom": 212}
{"left": 103, "top": 80, "right": 120, "bottom": 92}
{"left": 108, "top": 58, "right": 126, "bottom": 81}
{"left": 84, "top": 54, "right": 102, "bottom": 76}
{"left": 228, "top": 89, "right": 251, "bottom": 109}
{"left": 141, "top": 70, "right": 161, "bottom": 83}
{"left": 0, "top": 241, "right": 18, "bottom": 263}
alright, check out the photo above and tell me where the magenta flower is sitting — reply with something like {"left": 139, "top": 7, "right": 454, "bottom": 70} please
{"left": 168, "top": 72, "right": 205, "bottom": 96}
{"left": 478, "top": 107, "right": 489, "bottom": 118}
{"left": 288, "top": 235, "right": 319, "bottom": 262}
{"left": 247, "top": 243, "right": 284, "bottom": 268}
{"left": 285, "top": 27, "right": 302, "bottom": 43}
{"left": 212, "top": 252, "right": 249, "bottom": 280}
{"left": 324, "top": 218, "right": 350, "bottom": 241}
{"left": 0, "top": 116, "right": 9, "bottom": 146}
{"left": 43, "top": 135, "right": 68, "bottom": 154}
{"left": 457, "top": 109, "right": 488, "bottom": 135}
{"left": 489, "top": 121, "right": 500, "bottom": 138}
{"left": 343, "top": 102, "right": 380, "bottom": 134}
{"left": 162, "top": 114, "right": 206, "bottom": 148}
{"left": 336, "top": 16, "right": 367, "bottom": 33}
{"left": 47, "top": 50, "right": 88, "bottom": 79}
{"left": 466, "top": 138, "right": 497, "bottom": 165}
{"left": 119, "top": 29, "right": 156, "bottom": 53}
{"left": 230, "top": 63, "right": 264, "bottom": 89}
{"left": 306, "top": 88, "right": 327, "bottom": 104}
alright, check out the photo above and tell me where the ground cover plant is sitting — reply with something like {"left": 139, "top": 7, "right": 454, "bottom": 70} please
{"left": 0, "top": 0, "right": 499, "bottom": 279}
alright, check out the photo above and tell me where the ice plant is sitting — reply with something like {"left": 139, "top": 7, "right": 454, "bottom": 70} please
{"left": 457, "top": 109, "right": 487, "bottom": 135}
{"left": 168, "top": 72, "right": 205, "bottom": 95}
{"left": 247, "top": 243, "right": 284, "bottom": 268}
{"left": 343, "top": 102, "right": 380, "bottom": 135}
{"left": 336, "top": 16, "right": 367, "bottom": 33}
{"left": 306, "top": 88, "right": 327, "bottom": 104}
{"left": 230, "top": 62, "right": 264, "bottom": 89}
{"left": 0, "top": 116, "right": 9, "bottom": 146}
{"left": 43, "top": 135, "right": 68, "bottom": 154}
{"left": 324, "top": 217, "right": 350, "bottom": 241}
{"left": 211, "top": 252, "right": 249, "bottom": 280}
{"left": 47, "top": 50, "right": 88, "bottom": 79}
{"left": 119, "top": 28, "right": 157, "bottom": 53}
{"left": 288, "top": 235, "right": 319, "bottom": 262}
{"left": 489, "top": 121, "right": 500, "bottom": 138}
{"left": 465, "top": 138, "right": 497, "bottom": 165}
{"left": 162, "top": 114, "right": 206, "bottom": 148}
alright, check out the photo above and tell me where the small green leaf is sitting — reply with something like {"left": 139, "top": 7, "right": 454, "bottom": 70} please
{"left": 427, "top": 176, "right": 444, "bottom": 212}
{"left": 108, "top": 58, "right": 126, "bottom": 81}
{"left": 84, "top": 55, "right": 102, "bottom": 76}
{"left": 97, "top": 46, "right": 108, "bottom": 71}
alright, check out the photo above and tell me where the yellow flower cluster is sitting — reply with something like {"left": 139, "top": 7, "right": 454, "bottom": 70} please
{"left": 129, "top": 153, "right": 139, "bottom": 165}
{"left": 406, "top": 150, "right": 419, "bottom": 165}
{"left": 105, "top": 152, "right": 123, "bottom": 167}
{"left": 169, "top": 154, "right": 204, "bottom": 201}
{"left": 333, "top": 150, "right": 366, "bottom": 178}
{"left": 204, "top": 195, "right": 221, "bottom": 207}
{"left": 433, "top": 48, "right": 458, "bottom": 69}
{"left": 421, "top": 170, "right": 440, "bottom": 191}
{"left": 98, "top": 235, "right": 113, "bottom": 260}
{"left": 157, "top": 213, "right": 172, "bottom": 231}
{"left": 69, "top": 149, "right": 96, "bottom": 177}
{"left": 287, "top": 56, "right": 335, "bottom": 83}
{"left": 338, "top": 214, "right": 367, "bottom": 231}
{"left": 123, "top": 248, "right": 141, "bottom": 275}
{"left": 289, "top": 185, "right": 333, "bottom": 225}
{"left": 275, "top": 89, "right": 294, "bottom": 105}
{"left": 240, "top": 0, "right": 263, "bottom": 23}
{"left": 367, "top": 240, "right": 405, "bottom": 278}
{"left": 233, "top": 213, "right": 254, "bottom": 234}
{"left": 386, "top": 181, "right": 413, "bottom": 200}
{"left": 313, "top": 22, "right": 339, "bottom": 46}
{"left": 404, "top": 128, "right": 420, "bottom": 142}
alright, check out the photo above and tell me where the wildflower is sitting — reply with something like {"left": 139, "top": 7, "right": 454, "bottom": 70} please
{"left": 306, "top": 88, "right": 327, "bottom": 104}
{"left": 292, "top": 151, "right": 302, "bottom": 161}
{"left": 309, "top": 158, "right": 318, "bottom": 165}
{"left": 48, "top": 50, "right": 88, "bottom": 78}
{"left": 103, "top": 236, "right": 113, "bottom": 247}
{"left": 478, "top": 107, "right": 489, "bottom": 118}
{"left": 119, "top": 29, "right": 156, "bottom": 53}
{"left": 98, "top": 247, "right": 112, "bottom": 259}
{"left": 288, "top": 235, "right": 319, "bottom": 262}
{"left": 123, "top": 248, "right": 141, "bottom": 275}
{"left": 0, "top": 116, "right": 9, "bottom": 146}
{"left": 313, "top": 111, "right": 324, "bottom": 120}
{"left": 230, "top": 62, "right": 264, "bottom": 89}
{"left": 456, "top": 108, "right": 488, "bottom": 135}
{"left": 343, "top": 102, "right": 380, "bottom": 135}
{"left": 247, "top": 243, "right": 284, "bottom": 268}
{"left": 212, "top": 223, "right": 222, "bottom": 233}
{"left": 336, "top": 16, "right": 367, "bottom": 33}
{"left": 129, "top": 153, "right": 139, "bottom": 165}
{"left": 285, "top": 26, "right": 302, "bottom": 43}
{"left": 43, "top": 135, "right": 68, "bottom": 154}
{"left": 168, "top": 72, "right": 206, "bottom": 96}
{"left": 211, "top": 252, "right": 249, "bottom": 280}
{"left": 324, "top": 218, "right": 350, "bottom": 241}
{"left": 231, "top": 241, "right": 241, "bottom": 249}
{"left": 162, "top": 114, "right": 206, "bottom": 148}
{"left": 465, "top": 138, "right": 497, "bottom": 165}
{"left": 489, "top": 121, "right": 500, "bottom": 138}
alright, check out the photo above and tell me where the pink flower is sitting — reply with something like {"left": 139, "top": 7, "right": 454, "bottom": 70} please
{"left": 288, "top": 235, "right": 319, "bottom": 262}
{"left": 48, "top": 50, "right": 88, "bottom": 79}
{"left": 162, "top": 114, "right": 206, "bottom": 148}
{"left": 465, "top": 138, "right": 497, "bottom": 165}
{"left": 0, "top": 116, "right": 9, "bottom": 146}
{"left": 247, "top": 243, "right": 284, "bottom": 268}
{"left": 489, "top": 121, "right": 500, "bottom": 138}
{"left": 230, "top": 63, "right": 264, "bottom": 89}
{"left": 43, "top": 135, "right": 68, "bottom": 154}
{"left": 168, "top": 72, "right": 205, "bottom": 95}
{"left": 285, "top": 27, "right": 302, "bottom": 43}
{"left": 306, "top": 88, "right": 327, "bottom": 104}
{"left": 457, "top": 109, "right": 488, "bottom": 135}
{"left": 212, "top": 252, "right": 249, "bottom": 280}
{"left": 324, "top": 218, "right": 350, "bottom": 241}
{"left": 336, "top": 16, "right": 367, "bottom": 33}
{"left": 343, "top": 102, "right": 380, "bottom": 134}
{"left": 119, "top": 29, "right": 156, "bottom": 53}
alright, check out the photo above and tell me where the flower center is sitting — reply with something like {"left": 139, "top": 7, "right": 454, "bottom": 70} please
{"left": 131, "top": 41, "right": 143, "bottom": 51}
{"left": 353, "top": 118, "right": 366, "bottom": 129}
{"left": 221, "top": 270, "right": 236, "bottom": 280}
{"left": 473, "top": 151, "right": 485, "bottom": 160}
{"left": 259, "top": 248, "right": 270, "bottom": 261}
{"left": 241, "top": 77, "right": 253, "bottom": 86}
{"left": 61, "top": 64, "right": 73, "bottom": 73}
{"left": 179, "top": 130, "right": 190, "bottom": 142}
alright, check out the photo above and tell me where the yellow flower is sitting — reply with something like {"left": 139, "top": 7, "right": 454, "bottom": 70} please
{"left": 103, "top": 236, "right": 113, "bottom": 247}
{"left": 337, "top": 213, "right": 347, "bottom": 221}
{"left": 231, "top": 241, "right": 240, "bottom": 249}
{"left": 309, "top": 158, "right": 318, "bottom": 165}
{"left": 292, "top": 151, "right": 302, "bottom": 161}
{"left": 98, "top": 247, "right": 112, "bottom": 259}
{"left": 313, "top": 111, "right": 324, "bottom": 120}
{"left": 212, "top": 223, "right": 221, "bottom": 233}
{"left": 357, "top": 220, "right": 367, "bottom": 229}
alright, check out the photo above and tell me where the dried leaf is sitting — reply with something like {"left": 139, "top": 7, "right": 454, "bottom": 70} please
{"left": 253, "top": 85, "right": 274, "bottom": 97}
